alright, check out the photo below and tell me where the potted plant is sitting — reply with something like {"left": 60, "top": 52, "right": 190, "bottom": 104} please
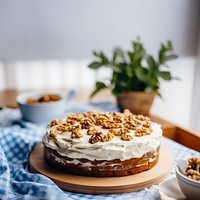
{"left": 88, "top": 38, "right": 178, "bottom": 115}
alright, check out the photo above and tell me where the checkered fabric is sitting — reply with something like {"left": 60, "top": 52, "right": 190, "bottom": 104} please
{"left": 0, "top": 101, "right": 199, "bottom": 200}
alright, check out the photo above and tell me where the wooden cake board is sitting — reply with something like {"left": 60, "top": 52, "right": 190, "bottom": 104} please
{"left": 29, "top": 143, "right": 173, "bottom": 194}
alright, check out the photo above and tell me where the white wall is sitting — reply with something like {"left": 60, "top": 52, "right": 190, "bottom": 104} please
{"left": 151, "top": 57, "right": 196, "bottom": 129}
{"left": 0, "top": 0, "right": 199, "bottom": 60}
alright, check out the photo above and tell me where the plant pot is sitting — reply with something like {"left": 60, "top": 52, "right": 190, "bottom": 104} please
{"left": 117, "top": 92, "right": 156, "bottom": 115}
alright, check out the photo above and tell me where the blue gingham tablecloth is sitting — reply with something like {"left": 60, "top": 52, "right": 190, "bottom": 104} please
{"left": 0, "top": 101, "right": 199, "bottom": 200}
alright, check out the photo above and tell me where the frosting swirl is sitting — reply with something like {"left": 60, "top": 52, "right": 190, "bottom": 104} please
{"left": 43, "top": 111, "right": 162, "bottom": 161}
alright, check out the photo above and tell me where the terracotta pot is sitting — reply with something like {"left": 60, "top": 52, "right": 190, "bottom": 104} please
{"left": 117, "top": 92, "right": 156, "bottom": 115}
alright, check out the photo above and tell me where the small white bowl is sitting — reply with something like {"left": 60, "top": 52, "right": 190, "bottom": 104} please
{"left": 16, "top": 90, "right": 77, "bottom": 123}
{"left": 176, "top": 159, "right": 200, "bottom": 200}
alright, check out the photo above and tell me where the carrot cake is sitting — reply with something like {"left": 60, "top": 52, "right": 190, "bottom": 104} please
{"left": 43, "top": 109, "right": 162, "bottom": 176}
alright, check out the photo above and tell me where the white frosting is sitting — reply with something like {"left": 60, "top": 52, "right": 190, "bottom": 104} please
{"left": 43, "top": 120, "right": 162, "bottom": 161}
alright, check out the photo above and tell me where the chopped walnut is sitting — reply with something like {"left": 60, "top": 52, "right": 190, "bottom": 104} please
{"left": 133, "top": 119, "right": 142, "bottom": 126}
{"left": 80, "top": 118, "right": 94, "bottom": 129}
{"left": 67, "top": 113, "right": 84, "bottom": 121}
{"left": 82, "top": 112, "right": 98, "bottom": 124}
{"left": 50, "top": 129, "right": 61, "bottom": 137}
{"left": 71, "top": 130, "right": 83, "bottom": 139}
{"left": 85, "top": 111, "right": 99, "bottom": 118}
{"left": 120, "top": 128, "right": 130, "bottom": 134}
{"left": 65, "top": 118, "right": 76, "bottom": 125}
{"left": 184, "top": 157, "right": 200, "bottom": 181}
{"left": 109, "top": 129, "right": 121, "bottom": 136}
{"left": 124, "top": 121, "right": 137, "bottom": 130}
{"left": 57, "top": 124, "right": 70, "bottom": 132}
{"left": 87, "top": 126, "right": 98, "bottom": 135}
{"left": 121, "top": 133, "right": 133, "bottom": 141}
{"left": 48, "top": 119, "right": 59, "bottom": 127}
{"left": 96, "top": 115, "right": 110, "bottom": 125}
{"left": 123, "top": 109, "right": 132, "bottom": 115}
{"left": 134, "top": 128, "right": 150, "bottom": 137}
{"left": 102, "top": 120, "right": 123, "bottom": 129}
{"left": 142, "top": 122, "right": 151, "bottom": 128}
{"left": 102, "top": 132, "right": 115, "bottom": 142}
{"left": 113, "top": 114, "right": 123, "bottom": 123}
{"left": 88, "top": 116, "right": 96, "bottom": 124}
{"left": 135, "top": 115, "right": 151, "bottom": 121}
{"left": 89, "top": 132, "right": 103, "bottom": 144}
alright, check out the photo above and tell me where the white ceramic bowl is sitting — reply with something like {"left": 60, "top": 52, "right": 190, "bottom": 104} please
{"left": 16, "top": 90, "right": 77, "bottom": 123}
{"left": 176, "top": 159, "right": 200, "bottom": 200}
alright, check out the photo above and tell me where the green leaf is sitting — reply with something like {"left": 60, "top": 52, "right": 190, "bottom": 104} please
{"left": 158, "top": 71, "right": 172, "bottom": 80}
{"left": 113, "top": 47, "right": 126, "bottom": 62}
{"left": 158, "top": 41, "right": 178, "bottom": 65}
{"left": 100, "top": 51, "right": 110, "bottom": 64}
{"left": 112, "top": 51, "right": 118, "bottom": 64}
{"left": 147, "top": 55, "right": 157, "bottom": 70}
{"left": 158, "top": 48, "right": 165, "bottom": 64}
{"left": 108, "top": 64, "right": 121, "bottom": 73}
{"left": 135, "top": 67, "right": 147, "bottom": 81}
{"left": 90, "top": 81, "right": 108, "bottom": 97}
{"left": 167, "top": 40, "right": 173, "bottom": 49}
{"left": 127, "top": 51, "right": 134, "bottom": 64}
{"left": 162, "top": 54, "right": 178, "bottom": 62}
{"left": 88, "top": 62, "right": 104, "bottom": 69}
{"left": 92, "top": 51, "right": 99, "bottom": 57}
{"left": 125, "top": 66, "right": 133, "bottom": 78}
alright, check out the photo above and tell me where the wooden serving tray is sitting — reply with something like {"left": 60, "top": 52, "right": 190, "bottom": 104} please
{"left": 29, "top": 143, "right": 173, "bottom": 194}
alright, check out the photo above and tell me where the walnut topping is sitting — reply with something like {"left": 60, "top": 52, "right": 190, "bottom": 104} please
{"left": 142, "top": 122, "right": 151, "bottom": 128}
{"left": 88, "top": 116, "right": 96, "bottom": 124}
{"left": 71, "top": 130, "right": 83, "bottom": 139}
{"left": 67, "top": 113, "right": 84, "bottom": 121}
{"left": 48, "top": 119, "right": 59, "bottom": 127}
{"left": 50, "top": 129, "right": 61, "bottom": 137}
{"left": 87, "top": 126, "right": 98, "bottom": 135}
{"left": 123, "top": 109, "right": 132, "bottom": 115}
{"left": 124, "top": 121, "right": 137, "bottom": 130}
{"left": 184, "top": 157, "right": 200, "bottom": 181}
{"left": 48, "top": 109, "right": 155, "bottom": 143}
{"left": 89, "top": 132, "right": 104, "bottom": 144}
{"left": 57, "top": 124, "right": 70, "bottom": 132}
{"left": 102, "top": 132, "right": 115, "bottom": 142}
{"left": 80, "top": 118, "right": 94, "bottom": 129}
{"left": 109, "top": 129, "right": 121, "bottom": 136}
{"left": 135, "top": 115, "right": 151, "bottom": 121}
{"left": 121, "top": 128, "right": 130, "bottom": 134}
{"left": 133, "top": 119, "right": 142, "bottom": 126}
{"left": 96, "top": 115, "right": 110, "bottom": 125}
{"left": 121, "top": 133, "right": 133, "bottom": 141}
{"left": 134, "top": 128, "right": 151, "bottom": 137}
{"left": 113, "top": 114, "right": 123, "bottom": 123}
{"left": 65, "top": 119, "right": 76, "bottom": 125}
{"left": 102, "top": 120, "right": 123, "bottom": 129}
{"left": 70, "top": 124, "right": 81, "bottom": 131}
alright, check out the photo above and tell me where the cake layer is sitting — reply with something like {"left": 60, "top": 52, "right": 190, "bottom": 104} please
{"left": 44, "top": 145, "right": 160, "bottom": 177}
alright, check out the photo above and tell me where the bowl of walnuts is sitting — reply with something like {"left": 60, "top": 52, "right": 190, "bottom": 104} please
{"left": 16, "top": 90, "right": 77, "bottom": 123}
{"left": 176, "top": 157, "right": 200, "bottom": 200}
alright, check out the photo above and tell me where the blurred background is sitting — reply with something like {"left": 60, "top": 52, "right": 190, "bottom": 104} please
{"left": 0, "top": 0, "right": 200, "bottom": 132}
